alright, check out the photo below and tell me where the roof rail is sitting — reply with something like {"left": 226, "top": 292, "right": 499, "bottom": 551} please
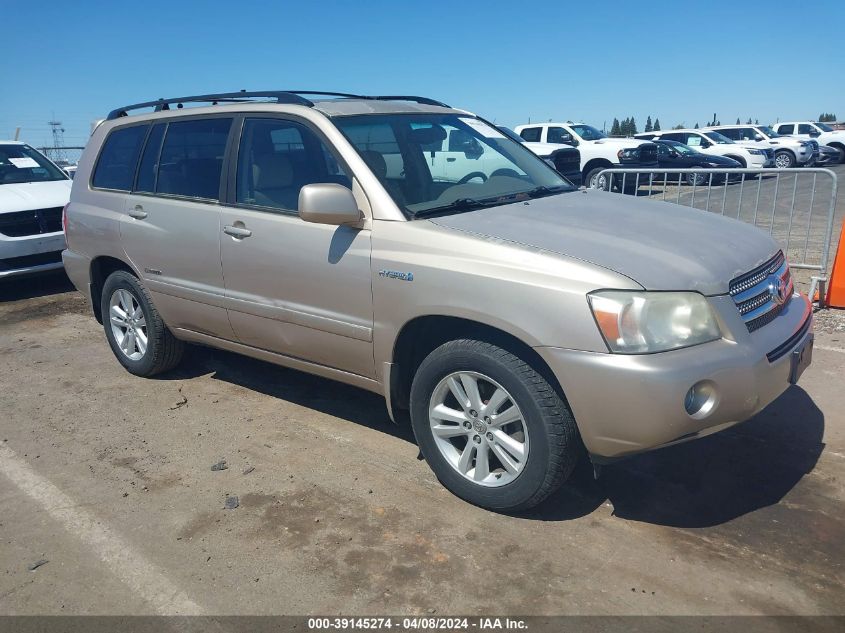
{"left": 106, "top": 90, "right": 451, "bottom": 120}
{"left": 290, "top": 91, "right": 451, "bottom": 108}
{"left": 106, "top": 91, "right": 314, "bottom": 120}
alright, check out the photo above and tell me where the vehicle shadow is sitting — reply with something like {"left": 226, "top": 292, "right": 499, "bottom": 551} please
{"left": 0, "top": 270, "right": 75, "bottom": 303}
{"left": 157, "top": 346, "right": 824, "bottom": 527}
{"left": 532, "top": 386, "right": 824, "bottom": 527}
{"left": 160, "top": 345, "right": 416, "bottom": 444}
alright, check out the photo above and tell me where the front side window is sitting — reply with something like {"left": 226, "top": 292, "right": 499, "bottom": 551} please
{"left": 156, "top": 118, "right": 232, "bottom": 200}
{"left": 518, "top": 127, "right": 542, "bottom": 142}
{"left": 335, "top": 113, "right": 572, "bottom": 217}
{"left": 546, "top": 127, "right": 571, "bottom": 144}
{"left": 92, "top": 125, "right": 148, "bottom": 191}
{"left": 797, "top": 124, "right": 816, "bottom": 135}
{"left": 703, "top": 131, "right": 733, "bottom": 144}
{"left": 236, "top": 118, "right": 350, "bottom": 212}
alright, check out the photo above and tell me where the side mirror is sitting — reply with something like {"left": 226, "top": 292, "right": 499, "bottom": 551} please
{"left": 700, "top": 141, "right": 712, "bottom": 149}
{"left": 809, "top": 130, "right": 821, "bottom": 137}
{"left": 299, "top": 184, "right": 361, "bottom": 226}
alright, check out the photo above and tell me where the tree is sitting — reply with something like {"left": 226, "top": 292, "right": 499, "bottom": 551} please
{"left": 644, "top": 116, "right": 653, "bottom": 133}
{"left": 755, "top": 119, "right": 759, "bottom": 124}
{"left": 673, "top": 123, "right": 685, "bottom": 130}
{"left": 694, "top": 122, "right": 700, "bottom": 129}
{"left": 629, "top": 117, "right": 638, "bottom": 135}
{"left": 716, "top": 120, "right": 721, "bottom": 126}
{"left": 620, "top": 117, "right": 630, "bottom": 136}
{"left": 653, "top": 118, "right": 661, "bottom": 131}
{"left": 746, "top": 117, "right": 752, "bottom": 124}
{"left": 819, "top": 113, "right": 837, "bottom": 122}
{"left": 610, "top": 118, "right": 621, "bottom": 135}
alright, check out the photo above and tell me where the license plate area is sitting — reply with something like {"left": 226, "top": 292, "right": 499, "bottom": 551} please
{"left": 789, "top": 334, "right": 813, "bottom": 384}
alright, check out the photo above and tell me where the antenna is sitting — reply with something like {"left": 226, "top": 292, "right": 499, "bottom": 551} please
{"left": 47, "top": 117, "right": 67, "bottom": 164}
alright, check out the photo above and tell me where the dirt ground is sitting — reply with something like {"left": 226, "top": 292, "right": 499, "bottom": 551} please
{"left": 0, "top": 272, "right": 844, "bottom": 617}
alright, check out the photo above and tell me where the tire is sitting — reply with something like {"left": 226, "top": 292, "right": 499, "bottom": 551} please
{"left": 409, "top": 339, "right": 581, "bottom": 512}
{"left": 830, "top": 144, "right": 845, "bottom": 164}
{"left": 585, "top": 167, "right": 610, "bottom": 190}
{"left": 100, "top": 270, "right": 184, "bottom": 376}
{"left": 685, "top": 172, "right": 707, "bottom": 186}
{"left": 774, "top": 150, "right": 795, "bottom": 169}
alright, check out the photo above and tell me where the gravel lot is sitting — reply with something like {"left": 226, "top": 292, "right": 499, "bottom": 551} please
{"left": 0, "top": 271, "right": 843, "bottom": 618}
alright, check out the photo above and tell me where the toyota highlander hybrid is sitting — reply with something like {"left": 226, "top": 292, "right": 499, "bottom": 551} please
{"left": 62, "top": 91, "right": 814, "bottom": 511}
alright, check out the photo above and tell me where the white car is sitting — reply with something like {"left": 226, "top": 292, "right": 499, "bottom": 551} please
{"left": 514, "top": 122, "right": 658, "bottom": 188}
{"left": 706, "top": 124, "right": 816, "bottom": 168}
{"left": 635, "top": 129, "right": 775, "bottom": 169}
{"left": 772, "top": 121, "right": 845, "bottom": 163}
{"left": 0, "top": 141, "right": 72, "bottom": 278}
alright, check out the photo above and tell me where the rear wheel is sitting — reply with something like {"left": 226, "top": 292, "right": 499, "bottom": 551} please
{"left": 410, "top": 339, "right": 581, "bottom": 512}
{"left": 101, "top": 271, "right": 184, "bottom": 376}
{"left": 685, "top": 171, "right": 708, "bottom": 186}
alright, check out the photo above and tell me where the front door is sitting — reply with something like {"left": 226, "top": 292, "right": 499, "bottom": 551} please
{"left": 120, "top": 117, "right": 235, "bottom": 339}
{"left": 219, "top": 116, "right": 375, "bottom": 378}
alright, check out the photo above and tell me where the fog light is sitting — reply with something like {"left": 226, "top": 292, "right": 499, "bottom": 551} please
{"left": 684, "top": 381, "right": 718, "bottom": 419}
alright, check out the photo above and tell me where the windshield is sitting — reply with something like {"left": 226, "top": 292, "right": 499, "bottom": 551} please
{"left": 0, "top": 144, "right": 68, "bottom": 184}
{"left": 569, "top": 125, "right": 606, "bottom": 141}
{"left": 815, "top": 122, "right": 834, "bottom": 132}
{"left": 334, "top": 113, "right": 574, "bottom": 217}
{"left": 757, "top": 126, "right": 780, "bottom": 138}
{"left": 663, "top": 141, "right": 697, "bottom": 155}
{"left": 703, "top": 131, "right": 734, "bottom": 144}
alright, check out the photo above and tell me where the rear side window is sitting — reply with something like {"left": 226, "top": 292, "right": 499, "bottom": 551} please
{"left": 519, "top": 127, "right": 542, "bottom": 142}
{"left": 92, "top": 125, "right": 148, "bottom": 191}
{"left": 716, "top": 128, "right": 739, "bottom": 140}
{"left": 776, "top": 124, "right": 794, "bottom": 134}
{"left": 156, "top": 118, "right": 232, "bottom": 200}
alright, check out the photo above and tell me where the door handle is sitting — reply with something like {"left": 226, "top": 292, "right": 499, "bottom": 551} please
{"left": 223, "top": 225, "right": 252, "bottom": 239}
{"left": 128, "top": 205, "right": 147, "bottom": 219}
{"left": 446, "top": 157, "right": 456, "bottom": 162}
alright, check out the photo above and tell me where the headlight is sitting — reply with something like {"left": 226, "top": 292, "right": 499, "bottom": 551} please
{"left": 588, "top": 291, "right": 722, "bottom": 353}
{"left": 747, "top": 148, "right": 763, "bottom": 155}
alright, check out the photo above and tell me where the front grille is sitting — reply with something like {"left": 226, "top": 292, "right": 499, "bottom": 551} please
{"left": 729, "top": 251, "right": 793, "bottom": 332}
{"left": 0, "top": 250, "right": 63, "bottom": 272}
{"left": 0, "top": 207, "right": 63, "bottom": 237}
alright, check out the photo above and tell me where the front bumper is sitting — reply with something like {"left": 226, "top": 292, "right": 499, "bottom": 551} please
{"left": 0, "top": 231, "right": 66, "bottom": 278}
{"left": 537, "top": 292, "right": 813, "bottom": 459}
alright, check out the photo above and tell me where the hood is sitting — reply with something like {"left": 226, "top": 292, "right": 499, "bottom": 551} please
{"left": 587, "top": 137, "right": 650, "bottom": 148}
{"left": 523, "top": 141, "right": 577, "bottom": 155}
{"left": 428, "top": 189, "right": 778, "bottom": 295}
{"left": 0, "top": 179, "right": 72, "bottom": 214}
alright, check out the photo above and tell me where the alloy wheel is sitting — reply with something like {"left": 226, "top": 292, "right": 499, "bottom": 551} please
{"left": 428, "top": 371, "right": 529, "bottom": 487}
{"left": 109, "top": 289, "right": 148, "bottom": 361}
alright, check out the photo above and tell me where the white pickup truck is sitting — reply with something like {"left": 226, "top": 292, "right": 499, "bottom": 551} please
{"left": 773, "top": 121, "right": 845, "bottom": 164}
{"left": 514, "top": 122, "right": 658, "bottom": 188}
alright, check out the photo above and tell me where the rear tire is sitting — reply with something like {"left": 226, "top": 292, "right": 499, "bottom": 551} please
{"left": 409, "top": 339, "right": 581, "bottom": 512}
{"left": 101, "top": 271, "right": 184, "bottom": 377}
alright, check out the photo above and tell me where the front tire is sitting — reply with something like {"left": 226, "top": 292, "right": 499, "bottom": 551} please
{"left": 410, "top": 339, "right": 581, "bottom": 512}
{"left": 585, "top": 167, "right": 610, "bottom": 190}
{"left": 101, "top": 271, "right": 184, "bottom": 376}
{"left": 774, "top": 150, "right": 795, "bottom": 169}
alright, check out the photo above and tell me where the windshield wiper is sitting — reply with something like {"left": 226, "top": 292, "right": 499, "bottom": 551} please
{"left": 522, "top": 185, "right": 571, "bottom": 199}
{"left": 413, "top": 197, "right": 492, "bottom": 218}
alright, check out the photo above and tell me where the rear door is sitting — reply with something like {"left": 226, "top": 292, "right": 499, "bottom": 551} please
{"left": 120, "top": 116, "right": 235, "bottom": 339}
{"left": 219, "top": 116, "right": 375, "bottom": 378}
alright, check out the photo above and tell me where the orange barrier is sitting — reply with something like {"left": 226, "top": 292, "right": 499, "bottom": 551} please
{"left": 827, "top": 220, "right": 845, "bottom": 308}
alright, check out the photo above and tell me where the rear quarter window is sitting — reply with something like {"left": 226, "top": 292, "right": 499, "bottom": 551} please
{"left": 92, "top": 124, "right": 148, "bottom": 191}
{"left": 519, "top": 127, "right": 542, "bottom": 143}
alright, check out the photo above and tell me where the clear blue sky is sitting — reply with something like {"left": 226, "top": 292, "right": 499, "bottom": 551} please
{"left": 2, "top": 0, "right": 843, "bottom": 150}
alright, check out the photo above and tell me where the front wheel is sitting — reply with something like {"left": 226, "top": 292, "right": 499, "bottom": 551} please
{"left": 410, "top": 339, "right": 581, "bottom": 512}
{"left": 774, "top": 150, "right": 795, "bottom": 169}
{"left": 585, "top": 167, "right": 610, "bottom": 190}
{"left": 101, "top": 271, "right": 184, "bottom": 376}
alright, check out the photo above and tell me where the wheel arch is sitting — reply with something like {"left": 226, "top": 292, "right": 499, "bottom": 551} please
{"left": 89, "top": 256, "right": 138, "bottom": 324}
{"left": 581, "top": 158, "right": 614, "bottom": 180}
{"left": 389, "top": 315, "right": 567, "bottom": 421}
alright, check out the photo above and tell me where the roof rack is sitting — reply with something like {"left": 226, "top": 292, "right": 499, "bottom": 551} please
{"left": 106, "top": 90, "right": 450, "bottom": 120}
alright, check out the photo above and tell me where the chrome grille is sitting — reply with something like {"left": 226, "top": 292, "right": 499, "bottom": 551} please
{"left": 729, "top": 251, "right": 793, "bottom": 332}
